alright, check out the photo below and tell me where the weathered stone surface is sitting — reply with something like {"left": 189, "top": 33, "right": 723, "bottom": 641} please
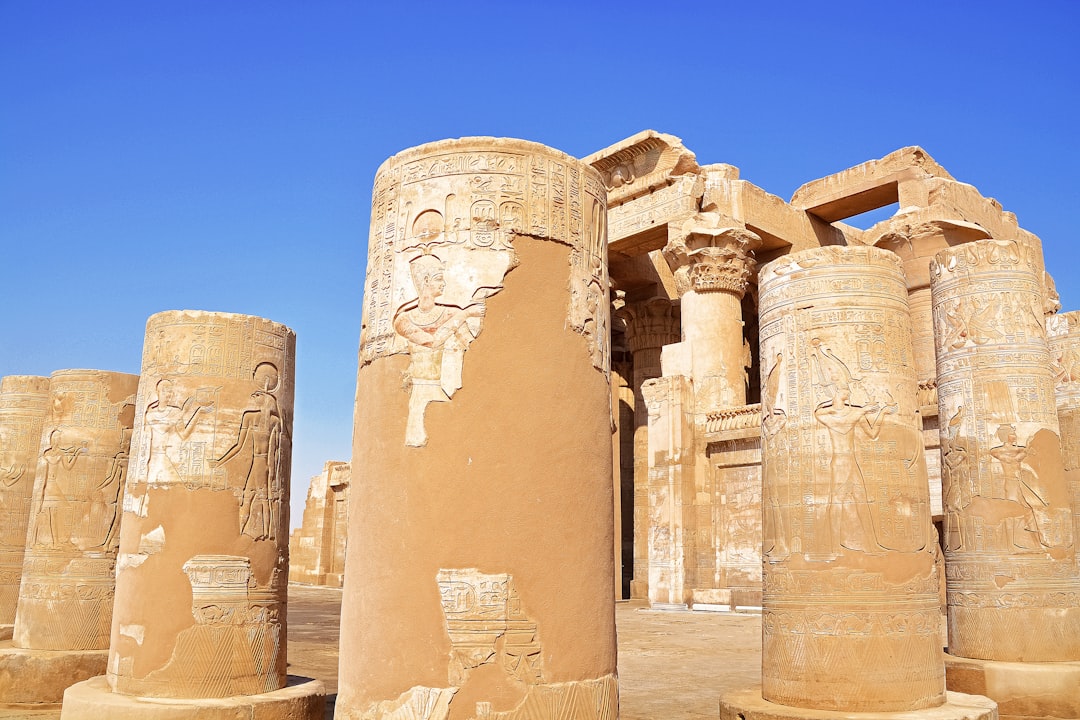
{"left": 945, "top": 656, "right": 1080, "bottom": 720}
{"left": 931, "top": 240, "right": 1080, "bottom": 663}
{"left": 757, "top": 246, "right": 943, "bottom": 712}
{"left": 1046, "top": 310, "right": 1080, "bottom": 544}
{"left": 0, "top": 642, "right": 106, "bottom": 707}
{"left": 339, "top": 137, "right": 617, "bottom": 720}
{"left": 0, "top": 376, "right": 50, "bottom": 628}
{"left": 107, "top": 310, "right": 303, "bottom": 702}
{"left": 15, "top": 370, "right": 139, "bottom": 652}
{"left": 288, "top": 461, "right": 349, "bottom": 587}
{"left": 720, "top": 688, "right": 997, "bottom": 720}
{"left": 60, "top": 675, "right": 325, "bottom": 720}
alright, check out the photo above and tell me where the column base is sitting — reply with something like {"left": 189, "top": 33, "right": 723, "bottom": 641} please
{"left": 0, "top": 641, "right": 107, "bottom": 708}
{"left": 60, "top": 675, "right": 326, "bottom": 720}
{"left": 0, "top": 624, "right": 12, "bottom": 641}
{"left": 720, "top": 686, "right": 997, "bottom": 720}
{"left": 945, "top": 653, "right": 1080, "bottom": 720}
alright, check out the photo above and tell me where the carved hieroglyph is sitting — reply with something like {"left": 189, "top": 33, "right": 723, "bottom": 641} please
{"left": 931, "top": 240, "right": 1080, "bottom": 662}
{"left": 0, "top": 375, "right": 49, "bottom": 626}
{"left": 359, "top": 137, "right": 608, "bottom": 447}
{"left": 758, "top": 246, "right": 944, "bottom": 712}
{"left": 14, "top": 369, "right": 138, "bottom": 651}
{"left": 1048, "top": 310, "right": 1080, "bottom": 541}
{"left": 107, "top": 310, "right": 295, "bottom": 698}
{"left": 339, "top": 139, "right": 616, "bottom": 720}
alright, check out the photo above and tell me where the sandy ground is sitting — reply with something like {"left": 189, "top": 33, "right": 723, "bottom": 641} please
{"left": 0, "top": 584, "right": 763, "bottom": 719}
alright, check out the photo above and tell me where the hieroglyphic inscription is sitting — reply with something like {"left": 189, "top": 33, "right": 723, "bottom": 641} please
{"left": 757, "top": 246, "right": 943, "bottom": 712}
{"left": 931, "top": 238, "right": 1080, "bottom": 662}
{"left": 0, "top": 375, "right": 49, "bottom": 624}
{"left": 360, "top": 140, "right": 608, "bottom": 447}
{"left": 437, "top": 569, "right": 542, "bottom": 687}
{"left": 15, "top": 369, "right": 138, "bottom": 651}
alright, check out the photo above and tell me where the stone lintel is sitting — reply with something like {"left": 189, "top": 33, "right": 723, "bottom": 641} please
{"left": 583, "top": 129, "right": 699, "bottom": 207}
{"left": 0, "top": 643, "right": 108, "bottom": 707}
{"left": 720, "top": 686, "right": 997, "bottom": 720}
{"left": 945, "top": 654, "right": 1080, "bottom": 720}
{"left": 60, "top": 675, "right": 326, "bottom": 720}
{"left": 790, "top": 146, "right": 955, "bottom": 222}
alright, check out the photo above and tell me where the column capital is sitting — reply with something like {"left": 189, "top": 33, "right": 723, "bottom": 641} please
{"left": 615, "top": 297, "right": 681, "bottom": 354}
{"left": 663, "top": 212, "right": 760, "bottom": 297}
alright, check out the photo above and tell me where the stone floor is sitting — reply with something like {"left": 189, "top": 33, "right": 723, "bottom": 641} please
{"left": 0, "top": 584, "right": 764, "bottom": 719}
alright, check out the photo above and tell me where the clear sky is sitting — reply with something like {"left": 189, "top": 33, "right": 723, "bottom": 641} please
{"left": 2, "top": 1, "right": 1078, "bottom": 528}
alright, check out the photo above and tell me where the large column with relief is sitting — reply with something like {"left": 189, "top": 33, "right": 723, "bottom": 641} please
{"left": 1048, "top": 310, "right": 1080, "bottom": 538}
{"left": 0, "top": 375, "right": 50, "bottom": 639}
{"left": 721, "top": 246, "right": 995, "bottom": 720}
{"left": 336, "top": 138, "right": 617, "bottom": 720}
{"left": 0, "top": 369, "right": 138, "bottom": 708}
{"left": 60, "top": 311, "right": 324, "bottom": 720}
{"left": 618, "top": 297, "right": 680, "bottom": 600}
{"left": 933, "top": 240, "right": 1080, "bottom": 720}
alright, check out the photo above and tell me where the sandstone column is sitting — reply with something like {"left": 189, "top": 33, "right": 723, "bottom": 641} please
{"left": 337, "top": 138, "right": 617, "bottom": 720}
{"left": 662, "top": 212, "right": 758, "bottom": 411}
{"left": 1048, "top": 311, "right": 1080, "bottom": 537}
{"left": 722, "top": 246, "right": 994, "bottom": 720}
{"left": 0, "top": 375, "right": 50, "bottom": 639}
{"left": 0, "top": 369, "right": 138, "bottom": 707}
{"left": 618, "top": 297, "right": 679, "bottom": 600}
{"left": 60, "top": 311, "right": 324, "bottom": 720}
{"left": 933, "top": 240, "right": 1080, "bottom": 719}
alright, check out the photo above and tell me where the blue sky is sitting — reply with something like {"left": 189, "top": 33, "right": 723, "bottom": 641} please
{"left": 3, "top": 1, "right": 1078, "bottom": 527}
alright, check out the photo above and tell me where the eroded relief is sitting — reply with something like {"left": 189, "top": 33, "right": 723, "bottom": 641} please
{"left": 0, "top": 375, "right": 50, "bottom": 625}
{"left": 130, "top": 555, "right": 283, "bottom": 697}
{"left": 1047, "top": 311, "right": 1080, "bottom": 543}
{"left": 931, "top": 239, "right": 1080, "bottom": 662}
{"left": 15, "top": 369, "right": 138, "bottom": 651}
{"left": 437, "top": 569, "right": 543, "bottom": 686}
{"left": 757, "top": 246, "right": 944, "bottom": 712}
{"left": 359, "top": 139, "right": 608, "bottom": 447}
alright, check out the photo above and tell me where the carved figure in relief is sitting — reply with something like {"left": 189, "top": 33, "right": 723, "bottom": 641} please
{"left": 0, "top": 425, "right": 26, "bottom": 489}
{"left": 761, "top": 352, "right": 787, "bottom": 439}
{"left": 213, "top": 363, "right": 285, "bottom": 541}
{"left": 988, "top": 424, "right": 1049, "bottom": 550}
{"left": 84, "top": 414, "right": 133, "bottom": 550}
{"left": 394, "top": 253, "right": 487, "bottom": 447}
{"left": 33, "top": 429, "right": 87, "bottom": 547}
{"left": 813, "top": 373, "right": 895, "bottom": 553}
{"left": 941, "top": 407, "right": 973, "bottom": 551}
{"left": 144, "top": 379, "right": 214, "bottom": 485}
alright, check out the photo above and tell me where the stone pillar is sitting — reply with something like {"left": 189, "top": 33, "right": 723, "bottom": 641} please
{"left": 618, "top": 297, "right": 679, "bottom": 599}
{"left": 336, "top": 138, "right": 617, "bottom": 720}
{"left": 933, "top": 241, "right": 1080, "bottom": 719}
{"left": 0, "top": 375, "right": 49, "bottom": 638}
{"left": 642, "top": 374, "right": 694, "bottom": 609}
{"left": 662, "top": 212, "right": 758, "bottom": 411}
{"left": 61, "top": 311, "right": 324, "bottom": 720}
{"left": 722, "top": 246, "right": 994, "bottom": 720}
{"left": 1048, "top": 311, "right": 1080, "bottom": 537}
{"left": 0, "top": 369, "right": 138, "bottom": 707}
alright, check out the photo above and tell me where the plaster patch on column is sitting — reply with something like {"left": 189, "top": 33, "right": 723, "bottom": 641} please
{"left": 474, "top": 674, "right": 618, "bottom": 720}
{"left": 119, "top": 623, "right": 145, "bottom": 645}
{"left": 360, "top": 685, "right": 458, "bottom": 720}
{"left": 437, "top": 569, "right": 543, "bottom": 686}
{"left": 138, "top": 525, "right": 165, "bottom": 554}
{"left": 116, "top": 552, "right": 149, "bottom": 574}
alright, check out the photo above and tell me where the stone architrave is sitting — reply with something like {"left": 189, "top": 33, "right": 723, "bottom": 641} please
{"left": 617, "top": 297, "right": 680, "bottom": 600}
{"left": 337, "top": 138, "right": 617, "bottom": 720}
{"left": 722, "top": 246, "right": 994, "bottom": 720}
{"left": 932, "top": 241, "right": 1080, "bottom": 719}
{"left": 60, "top": 311, "right": 323, "bottom": 720}
{"left": 0, "top": 369, "right": 138, "bottom": 707}
{"left": 0, "top": 375, "right": 50, "bottom": 636}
